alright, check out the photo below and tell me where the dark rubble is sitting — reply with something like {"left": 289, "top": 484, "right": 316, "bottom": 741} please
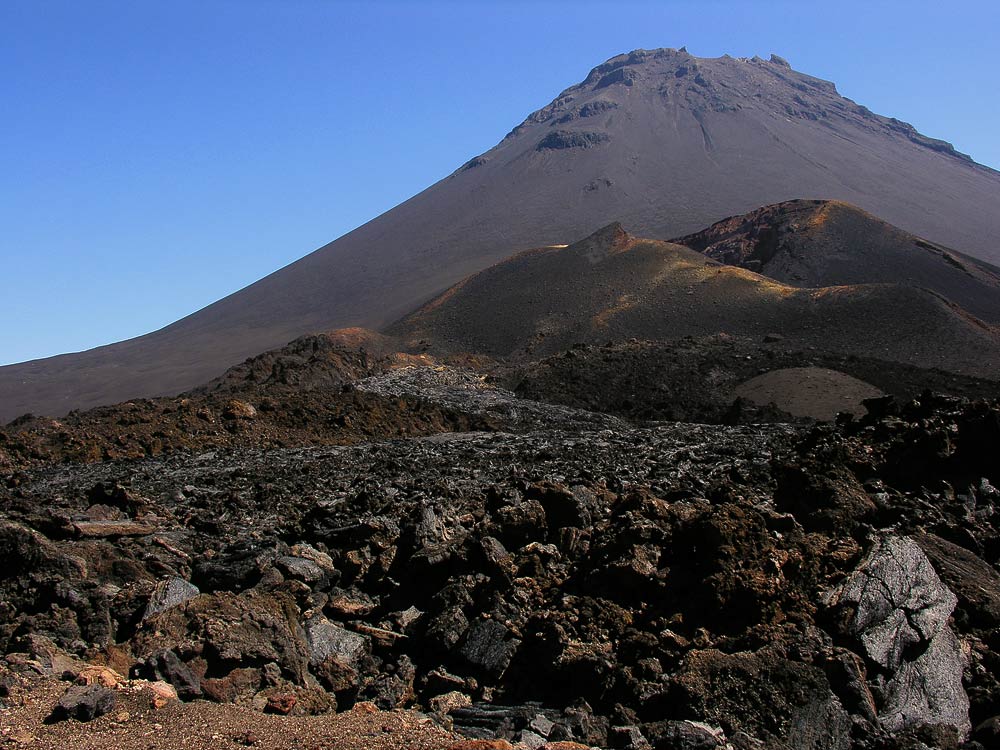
{"left": 1, "top": 394, "right": 1000, "bottom": 750}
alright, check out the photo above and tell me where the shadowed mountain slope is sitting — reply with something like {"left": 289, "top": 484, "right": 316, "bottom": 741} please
{"left": 3, "top": 48, "right": 1000, "bottom": 420}
{"left": 673, "top": 199, "right": 1000, "bottom": 322}
{"left": 389, "top": 224, "right": 1000, "bottom": 378}
{"left": 509, "top": 336, "right": 1000, "bottom": 424}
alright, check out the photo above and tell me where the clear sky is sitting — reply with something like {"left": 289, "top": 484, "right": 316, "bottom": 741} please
{"left": 2, "top": 0, "right": 998, "bottom": 365}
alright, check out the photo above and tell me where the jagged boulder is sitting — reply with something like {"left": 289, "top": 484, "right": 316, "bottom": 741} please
{"left": 305, "top": 616, "right": 371, "bottom": 695}
{"left": 825, "top": 536, "right": 970, "bottom": 738}
{"left": 47, "top": 684, "right": 116, "bottom": 723}
{"left": 142, "top": 577, "right": 200, "bottom": 621}
{"left": 130, "top": 590, "right": 311, "bottom": 686}
{"left": 143, "top": 649, "right": 202, "bottom": 700}
{"left": 221, "top": 399, "right": 257, "bottom": 420}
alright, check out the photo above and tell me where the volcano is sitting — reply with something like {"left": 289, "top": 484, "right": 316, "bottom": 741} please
{"left": 388, "top": 223, "right": 1000, "bottom": 378}
{"left": 672, "top": 199, "right": 1000, "bottom": 323}
{"left": 3, "top": 48, "right": 1000, "bottom": 421}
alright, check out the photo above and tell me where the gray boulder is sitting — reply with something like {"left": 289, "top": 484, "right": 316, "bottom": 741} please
{"left": 877, "top": 627, "right": 968, "bottom": 735}
{"left": 304, "top": 617, "right": 368, "bottom": 668}
{"left": 827, "top": 536, "right": 970, "bottom": 738}
{"left": 831, "top": 536, "right": 956, "bottom": 671}
{"left": 304, "top": 617, "right": 371, "bottom": 695}
{"left": 143, "top": 577, "right": 200, "bottom": 621}
{"left": 275, "top": 555, "right": 328, "bottom": 584}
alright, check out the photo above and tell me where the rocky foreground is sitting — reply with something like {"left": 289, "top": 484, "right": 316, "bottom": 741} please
{"left": 2, "top": 384, "right": 1000, "bottom": 749}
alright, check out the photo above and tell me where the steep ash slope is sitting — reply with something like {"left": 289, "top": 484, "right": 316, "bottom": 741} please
{"left": 390, "top": 224, "right": 1000, "bottom": 378}
{"left": 3, "top": 48, "right": 999, "bottom": 420}
{"left": 674, "top": 199, "right": 1000, "bottom": 323}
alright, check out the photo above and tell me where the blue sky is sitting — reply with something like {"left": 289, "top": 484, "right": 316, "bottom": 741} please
{"left": 2, "top": 0, "right": 998, "bottom": 365}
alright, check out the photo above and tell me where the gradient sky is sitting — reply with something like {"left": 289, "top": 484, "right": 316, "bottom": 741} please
{"left": 2, "top": 0, "right": 998, "bottom": 365}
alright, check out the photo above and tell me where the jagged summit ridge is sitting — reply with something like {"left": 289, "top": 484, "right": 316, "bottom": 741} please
{"left": 579, "top": 47, "right": 814, "bottom": 89}
{"left": 495, "top": 47, "right": 974, "bottom": 165}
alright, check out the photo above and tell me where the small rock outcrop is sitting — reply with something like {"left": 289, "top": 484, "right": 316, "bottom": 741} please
{"left": 595, "top": 66, "right": 637, "bottom": 88}
{"left": 536, "top": 130, "right": 610, "bottom": 151}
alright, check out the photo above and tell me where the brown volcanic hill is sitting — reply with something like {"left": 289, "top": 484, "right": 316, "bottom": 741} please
{"left": 0, "top": 332, "right": 478, "bottom": 469}
{"left": 3, "top": 47, "right": 1000, "bottom": 421}
{"left": 389, "top": 224, "right": 1000, "bottom": 378}
{"left": 194, "top": 328, "right": 409, "bottom": 395}
{"left": 673, "top": 199, "right": 1000, "bottom": 322}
